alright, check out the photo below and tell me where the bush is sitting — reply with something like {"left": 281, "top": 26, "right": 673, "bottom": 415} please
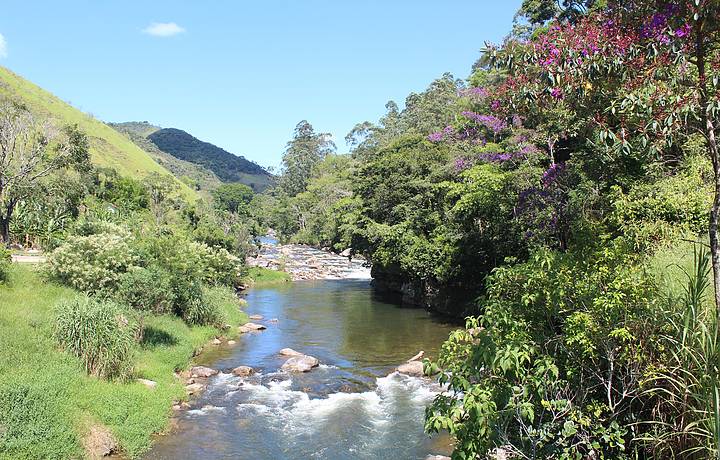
{"left": 53, "top": 297, "right": 138, "bottom": 380}
{"left": 46, "top": 232, "right": 137, "bottom": 293}
{"left": 114, "top": 265, "right": 174, "bottom": 314}
{"left": 0, "top": 247, "right": 11, "bottom": 283}
{"left": 180, "top": 286, "right": 228, "bottom": 326}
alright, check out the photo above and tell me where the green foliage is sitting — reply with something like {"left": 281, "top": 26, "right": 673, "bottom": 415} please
{"left": 0, "top": 247, "right": 10, "bottom": 283}
{"left": 46, "top": 230, "right": 137, "bottom": 293}
{"left": 181, "top": 285, "right": 236, "bottom": 326}
{"left": 278, "top": 120, "right": 336, "bottom": 196}
{"left": 115, "top": 266, "right": 175, "bottom": 315}
{"left": 53, "top": 297, "right": 139, "bottom": 380}
{"left": 212, "top": 182, "right": 254, "bottom": 214}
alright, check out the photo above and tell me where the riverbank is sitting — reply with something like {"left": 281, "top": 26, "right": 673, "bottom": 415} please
{"left": 0, "top": 265, "right": 248, "bottom": 459}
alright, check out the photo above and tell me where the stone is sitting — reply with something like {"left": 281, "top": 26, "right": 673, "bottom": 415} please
{"left": 269, "top": 318, "right": 279, "bottom": 323}
{"left": 340, "top": 248, "right": 352, "bottom": 257}
{"left": 227, "top": 340, "right": 237, "bottom": 345}
{"left": 185, "top": 383, "right": 205, "bottom": 395}
{"left": 190, "top": 366, "right": 218, "bottom": 378}
{"left": 248, "top": 314, "right": 263, "bottom": 320}
{"left": 136, "top": 378, "right": 157, "bottom": 389}
{"left": 279, "top": 348, "right": 304, "bottom": 357}
{"left": 407, "top": 351, "right": 425, "bottom": 362}
{"left": 396, "top": 360, "right": 425, "bottom": 377}
{"left": 212, "top": 338, "right": 222, "bottom": 345}
{"left": 281, "top": 355, "right": 320, "bottom": 373}
{"left": 425, "top": 456, "right": 451, "bottom": 460}
{"left": 83, "top": 424, "right": 117, "bottom": 459}
{"left": 243, "top": 322, "right": 266, "bottom": 331}
{"left": 232, "top": 366, "right": 255, "bottom": 377}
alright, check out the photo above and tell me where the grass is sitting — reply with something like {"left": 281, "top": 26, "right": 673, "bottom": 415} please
{"left": 0, "top": 66, "right": 197, "bottom": 201}
{"left": 243, "top": 266, "right": 291, "bottom": 286}
{"left": 0, "top": 265, "right": 247, "bottom": 459}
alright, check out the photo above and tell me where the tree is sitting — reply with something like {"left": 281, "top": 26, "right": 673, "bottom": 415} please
{"left": 279, "top": 120, "right": 336, "bottom": 196}
{"left": 212, "top": 182, "right": 254, "bottom": 215}
{"left": 0, "top": 100, "right": 89, "bottom": 244}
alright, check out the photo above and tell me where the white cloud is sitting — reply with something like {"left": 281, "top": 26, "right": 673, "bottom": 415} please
{"left": 143, "top": 22, "right": 185, "bottom": 37}
{"left": 0, "top": 33, "right": 7, "bottom": 58}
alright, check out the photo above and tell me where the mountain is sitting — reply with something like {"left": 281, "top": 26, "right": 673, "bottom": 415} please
{"left": 147, "top": 128, "right": 274, "bottom": 192}
{"left": 110, "top": 122, "right": 223, "bottom": 193}
{"left": 0, "top": 67, "right": 197, "bottom": 199}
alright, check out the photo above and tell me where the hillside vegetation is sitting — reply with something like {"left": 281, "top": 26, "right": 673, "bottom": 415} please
{"left": 0, "top": 67, "right": 196, "bottom": 199}
{"left": 147, "top": 128, "right": 273, "bottom": 191}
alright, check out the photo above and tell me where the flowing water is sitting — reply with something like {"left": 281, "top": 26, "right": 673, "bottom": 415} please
{"left": 146, "top": 248, "right": 457, "bottom": 459}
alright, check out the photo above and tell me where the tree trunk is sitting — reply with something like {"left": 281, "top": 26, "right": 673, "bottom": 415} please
{"left": 708, "top": 118, "right": 720, "bottom": 311}
{"left": 0, "top": 215, "right": 9, "bottom": 247}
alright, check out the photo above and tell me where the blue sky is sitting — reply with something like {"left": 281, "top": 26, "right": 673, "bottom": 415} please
{"left": 0, "top": 1, "right": 521, "bottom": 169}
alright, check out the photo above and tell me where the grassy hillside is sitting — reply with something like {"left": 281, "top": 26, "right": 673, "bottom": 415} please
{"left": 110, "top": 122, "right": 223, "bottom": 193}
{"left": 147, "top": 128, "right": 274, "bottom": 191}
{"left": 0, "top": 67, "right": 197, "bottom": 199}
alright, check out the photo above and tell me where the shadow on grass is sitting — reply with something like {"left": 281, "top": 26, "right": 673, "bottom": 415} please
{"left": 141, "top": 327, "right": 178, "bottom": 348}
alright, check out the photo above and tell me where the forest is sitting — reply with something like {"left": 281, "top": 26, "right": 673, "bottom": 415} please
{"left": 1, "top": 0, "right": 720, "bottom": 458}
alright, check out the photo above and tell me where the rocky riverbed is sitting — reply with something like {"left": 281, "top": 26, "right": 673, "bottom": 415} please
{"left": 246, "top": 238, "right": 371, "bottom": 281}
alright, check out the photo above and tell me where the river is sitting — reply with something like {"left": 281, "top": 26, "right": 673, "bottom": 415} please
{"left": 145, "top": 248, "right": 456, "bottom": 459}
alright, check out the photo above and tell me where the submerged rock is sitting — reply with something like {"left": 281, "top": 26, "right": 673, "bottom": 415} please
{"left": 190, "top": 366, "right": 218, "bottom": 378}
{"left": 281, "top": 355, "right": 320, "bottom": 373}
{"left": 185, "top": 383, "right": 205, "bottom": 395}
{"left": 232, "top": 366, "right": 255, "bottom": 377}
{"left": 248, "top": 314, "right": 263, "bottom": 320}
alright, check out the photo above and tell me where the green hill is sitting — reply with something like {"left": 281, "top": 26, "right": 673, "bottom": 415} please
{"left": 110, "top": 122, "right": 223, "bottom": 193}
{"left": 0, "top": 67, "right": 197, "bottom": 199}
{"left": 147, "top": 128, "right": 274, "bottom": 192}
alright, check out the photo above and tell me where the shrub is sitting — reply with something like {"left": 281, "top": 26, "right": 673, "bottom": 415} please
{"left": 0, "top": 247, "right": 11, "bottom": 283}
{"left": 191, "top": 242, "right": 243, "bottom": 286}
{"left": 46, "top": 232, "right": 137, "bottom": 293}
{"left": 180, "top": 286, "right": 227, "bottom": 326}
{"left": 114, "top": 265, "right": 174, "bottom": 314}
{"left": 53, "top": 297, "right": 139, "bottom": 380}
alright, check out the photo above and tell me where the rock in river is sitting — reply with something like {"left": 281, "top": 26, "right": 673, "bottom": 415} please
{"left": 281, "top": 355, "right": 320, "bottom": 373}
{"left": 239, "top": 322, "right": 266, "bottom": 333}
{"left": 232, "top": 366, "right": 255, "bottom": 377}
{"left": 279, "top": 347, "right": 304, "bottom": 357}
{"left": 396, "top": 360, "right": 425, "bottom": 377}
{"left": 248, "top": 314, "right": 263, "bottom": 320}
{"left": 190, "top": 366, "right": 218, "bottom": 378}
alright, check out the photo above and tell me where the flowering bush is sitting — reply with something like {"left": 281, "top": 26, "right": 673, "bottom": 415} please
{"left": 46, "top": 232, "right": 137, "bottom": 293}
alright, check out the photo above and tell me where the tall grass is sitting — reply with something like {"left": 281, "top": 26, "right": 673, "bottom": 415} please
{"left": 643, "top": 245, "right": 720, "bottom": 458}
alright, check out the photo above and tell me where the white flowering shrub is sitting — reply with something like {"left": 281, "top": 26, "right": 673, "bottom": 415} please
{"left": 46, "top": 232, "right": 138, "bottom": 293}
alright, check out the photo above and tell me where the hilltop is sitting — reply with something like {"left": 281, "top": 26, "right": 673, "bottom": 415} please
{"left": 0, "top": 67, "right": 197, "bottom": 199}
{"left": 147, "top": 128, "right": 274, "bottom": 191}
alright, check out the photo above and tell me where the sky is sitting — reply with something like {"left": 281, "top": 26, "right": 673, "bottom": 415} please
{"left": 0, "top": 1, "right": 521, "bottom": 169}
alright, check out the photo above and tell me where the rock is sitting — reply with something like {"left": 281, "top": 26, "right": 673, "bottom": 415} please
{"left": 227, "top": 340, "right": 237, "bottom": 345}
{"left": 269, "top": 318, "right": 279, "bottom": 323}
{"left": 340, "top": 248, "right": 352, "bottom": 257}
{"left": 244, "top": 322, "right": 266, "bottom": 331}
{"left": 279, "top": 347, "right": 304, "bottom": 357}
{"left": 212, "top": 338, "right": 222, "bottom": 345}
{"left": 396, "top": 360, "right": 425, "bottom": 377}
{"left": 232, "top": 366, "right": 255, "bottom": 377}
{"left": 185, "top": 383, "right": 205, "bottom": 395}
{"left": 407, "top": 351, "right": 425, "bottom": 362}
{"left": 425, "top": 456, "right": 451, "bottom": 460}
{"left": 83, "top": 424, "right": 117, "bottom": 458}
{"left": 281, "top": 355, "right": 320, "bottom": 373}
{"left": 248, "top": 314, "right": 263, "bottom": 320}
{"left": 190, "top": 366, "right": 218, "bottom": 378}
{"left": 136, "top": 378, "right": 157, "bottom": 389}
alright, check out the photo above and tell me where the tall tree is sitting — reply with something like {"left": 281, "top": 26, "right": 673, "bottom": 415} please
{"left": 0, "top": 100, "right": 88, "bottom": 244}
{"left": 279, "top": 120, "right": 335, "bottom": 196}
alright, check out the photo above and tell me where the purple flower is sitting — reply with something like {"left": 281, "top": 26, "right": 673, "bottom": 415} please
{"left": 676, "top": 24, "right": 691, "bottom": 38}
{"left": 541, "top": 163, "right": 565, "bottom": 187}
{"left": 550, "top": 87, "right": 563, "bottom": 100}
{"left": 461, "top": 111, "right": 507, "bottom": 134}
{"left": 428, "top": 131, "right": 443, "bottom": 142}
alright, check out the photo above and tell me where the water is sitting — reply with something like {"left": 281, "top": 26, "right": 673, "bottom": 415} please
{"left": 145, "top": 279, "right": 457, "bottom": 460}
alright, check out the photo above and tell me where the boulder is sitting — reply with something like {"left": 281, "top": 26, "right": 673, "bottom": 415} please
{"left": 232, "top": 366, "right": 255, "bottom": 377}
{"left": 136, "top": 378, "right": 157, "bottom": 389}
{"left": 281, "top": 355, "right": 320, "bottom": 373}
{"left": 243, "top": 322, "right": 266, "bottom": 331}
{"left": 227, "top": 340, "right": 237, "bottom": 345}
{"left": 396, "top": 360, "right": 425, "bottom": 377}
{"left": 248, "top": 314, "right": 263, "bottom": 320}
{"left": 83, "top": 424, "right": 117, "bottom": 459}
{"left": 425, "top": 456, "right": 451, "bottom": 460}
{"left": 212, "top": 338, "right": 222, "bottom": 345}
{"left": 190, "top": 366, "right": 218, "bottom": 378}
{"left": 340, "top": 248, "right": 352, "bottom": 257}
{"left": 407, "top": 351, "right": 425, "bottom": 362}
{"left": 185, "top": 383, "right": 205, "bottom": 395}
{"left": 279, "top": 348, "right": 304, "bottom": 357}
